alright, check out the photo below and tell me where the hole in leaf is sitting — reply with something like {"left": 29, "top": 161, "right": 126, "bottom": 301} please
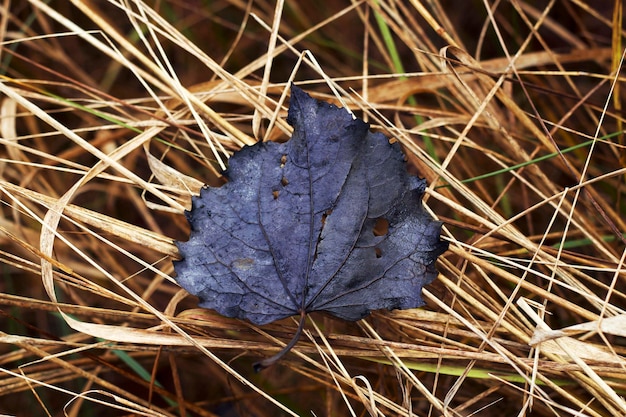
{"left": 281, "top": 176, "right": 289, "bottom": 186}
{"left": 321, "top": 209, "right": 332, "bottom": 226}
{"left": 272, "top": 190, "right": 279, "bottom": 199}
{"left": 373, "top": 217, "right": 389, "bottom": 237}
{"left": 280, "top": 154, "right": 287, "bottom": 167}
{"left": 375, "top": 247, "right": 382, "bottom": 258}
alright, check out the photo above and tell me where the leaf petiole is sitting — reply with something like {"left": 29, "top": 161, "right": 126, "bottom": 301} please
{"left": 253, "top": 310, "right": 307, "bottom": 372}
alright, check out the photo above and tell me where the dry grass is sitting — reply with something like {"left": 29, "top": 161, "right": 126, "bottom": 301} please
{"left": 0, "top": 1, "right": 625, "bottom": 416}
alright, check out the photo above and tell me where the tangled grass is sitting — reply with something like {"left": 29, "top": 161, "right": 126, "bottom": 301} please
{"left": 0, "top": 1, "right": 624, "bottom": 416}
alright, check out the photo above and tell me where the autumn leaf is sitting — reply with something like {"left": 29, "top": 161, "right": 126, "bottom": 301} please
{"left": 174, "top": 85, "right": 448, "bottom": 369}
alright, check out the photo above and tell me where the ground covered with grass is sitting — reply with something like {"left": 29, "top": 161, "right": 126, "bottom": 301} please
{"left": 0, "top": 1, "right": 625, "bottom": 416}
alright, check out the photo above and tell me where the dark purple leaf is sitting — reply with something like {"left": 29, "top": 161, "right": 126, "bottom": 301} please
{"left": 174, "top": 85, "right": 448, "bottom": 369}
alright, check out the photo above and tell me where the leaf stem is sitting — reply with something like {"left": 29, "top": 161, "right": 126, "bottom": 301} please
{"left": 253, "top": 310, "right": 307, "bottom": 372}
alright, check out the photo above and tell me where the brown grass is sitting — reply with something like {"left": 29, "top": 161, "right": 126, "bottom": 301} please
{"left": 0, "top": 1, "right": 625, "bottom": 416}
